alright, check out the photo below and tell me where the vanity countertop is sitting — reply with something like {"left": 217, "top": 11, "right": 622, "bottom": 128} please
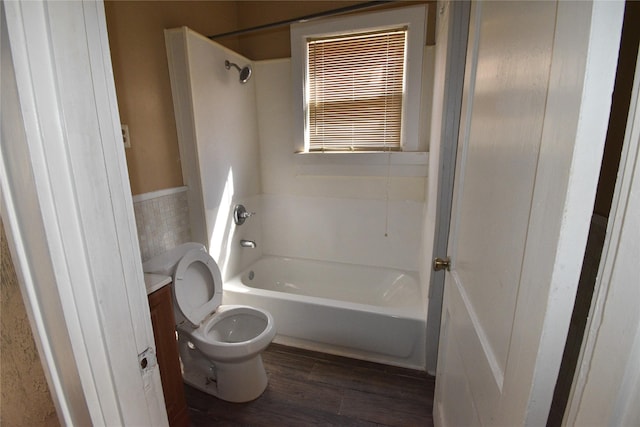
{"left": 144, "top": 273, "right": 171, "bottom": 295}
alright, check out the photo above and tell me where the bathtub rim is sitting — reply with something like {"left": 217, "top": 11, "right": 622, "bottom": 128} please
{"left": 224, "top": 255, "right": 427, "bottom": 321}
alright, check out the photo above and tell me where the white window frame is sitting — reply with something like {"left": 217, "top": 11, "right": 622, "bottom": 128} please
{"left": 291, "top": 5, "right": 427, "bottom": 158}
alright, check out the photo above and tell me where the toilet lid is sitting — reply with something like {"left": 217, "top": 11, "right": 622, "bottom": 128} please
{"left": 173, "top": 248, "right": 222, "bottom": 327}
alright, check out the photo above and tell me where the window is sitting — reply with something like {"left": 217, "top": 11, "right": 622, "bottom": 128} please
{"left": 307, "top": 29, "right": 406, "bottom": 152}
{"left": 291, "top": 5, "right": 426, "bottom": 155}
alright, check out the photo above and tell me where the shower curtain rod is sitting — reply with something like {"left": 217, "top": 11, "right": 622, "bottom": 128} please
{"left": 207, "top": 1, "right": 394, "bottom": 40}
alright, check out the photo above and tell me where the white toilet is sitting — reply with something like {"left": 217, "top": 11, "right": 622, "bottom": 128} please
{"left": 143, "top": 243, "right": 276, "bottom": 403}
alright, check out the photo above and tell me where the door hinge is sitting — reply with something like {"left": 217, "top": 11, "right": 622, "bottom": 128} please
{"left": 433, "top": 256, "right": 451, "bottom": 272}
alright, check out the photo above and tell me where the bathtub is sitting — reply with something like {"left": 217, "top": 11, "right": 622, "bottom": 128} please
{"left": 223, "top": 256, "right": 427, "bottom": 370}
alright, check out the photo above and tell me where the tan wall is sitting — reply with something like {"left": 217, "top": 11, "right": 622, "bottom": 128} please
{"left": 1, "top": 220, "right": 59, "bottom": 427}
{"left": 235, "top": 1, "right": 435, "bottom": 60}
{"left": 235, "top": 1, "right": 364, "bottom": 60}
{"left": 105, "top": 1, "right": 240, "bottom": 195}
{"left": 106, "top": 1, "right": 435, "bottom": 195}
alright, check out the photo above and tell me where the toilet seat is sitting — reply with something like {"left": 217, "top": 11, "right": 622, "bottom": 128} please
{"left": 173, "top": 248, "right": 222, "bottom": 327}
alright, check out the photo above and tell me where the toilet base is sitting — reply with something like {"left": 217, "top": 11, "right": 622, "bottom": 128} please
{"left": 183, "top": 354, "right": 269, "bottom": 403}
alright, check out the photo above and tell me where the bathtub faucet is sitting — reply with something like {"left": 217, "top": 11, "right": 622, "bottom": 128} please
{"left": 240, "top": 239, "right": 257, "bottom": 248}
{"left": 233, "top": 204, "right": 255, "bottom": 226}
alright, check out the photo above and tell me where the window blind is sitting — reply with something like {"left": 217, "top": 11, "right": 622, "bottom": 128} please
{"left": 307, "top": 29, "right": 407, "bottom": 152}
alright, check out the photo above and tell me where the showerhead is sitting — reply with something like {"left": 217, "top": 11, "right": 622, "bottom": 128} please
{"left": 225, "top": 59, "right": 252, "bottom": 84}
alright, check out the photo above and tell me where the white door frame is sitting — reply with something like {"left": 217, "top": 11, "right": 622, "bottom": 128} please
{"left": 1, "top": 1, "right": 167, "bottom": 425}
{"left": 564, "top": 44, "right": 640, "bottom": 426}
{"left": 424, "top": 0, "right": 470, "bottom": 374}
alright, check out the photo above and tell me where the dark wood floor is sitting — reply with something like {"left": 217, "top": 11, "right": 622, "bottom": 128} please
{"left": 186, "top": 344, "right": 435, "bottom": 426}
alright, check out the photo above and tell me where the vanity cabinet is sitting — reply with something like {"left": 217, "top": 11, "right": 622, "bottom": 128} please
{"left": 148, "top": 284, "right": 189, "bottom": 427}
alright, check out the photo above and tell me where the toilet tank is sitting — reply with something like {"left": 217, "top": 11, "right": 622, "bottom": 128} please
{"left": 142, "top": 242, "right": 206, "bottom": 275}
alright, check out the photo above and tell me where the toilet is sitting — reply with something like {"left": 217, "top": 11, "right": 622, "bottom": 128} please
{"left": 142, "top": 243, "right": 276, "bottom": 403}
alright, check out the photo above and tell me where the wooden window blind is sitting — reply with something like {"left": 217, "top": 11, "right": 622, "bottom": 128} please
{"left": 307, "top": 29, "right": 407, "bottom": 152}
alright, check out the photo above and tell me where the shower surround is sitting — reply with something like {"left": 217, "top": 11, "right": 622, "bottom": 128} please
{"left": 166, "top": 27, "right": 431, "bottom": 370}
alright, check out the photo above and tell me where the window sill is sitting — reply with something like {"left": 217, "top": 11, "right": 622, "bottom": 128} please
{"left": 294, "top": 151, "right": 428, "bottom": 177}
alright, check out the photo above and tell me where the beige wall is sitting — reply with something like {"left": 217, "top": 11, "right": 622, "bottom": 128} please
{"left": 105, "top": 1, "right": 240, "bottom": 195}
{"left": 235, "top": 1, "right": 364, "bottom": 60}
{"left": 105, "top": 1, "right": 434, "bottom": 195}
{"left": 1, "top": 220, "right": 59, "bottom": 427}
{"left": 236, "top": 1, "right": 434, "bottom": 60}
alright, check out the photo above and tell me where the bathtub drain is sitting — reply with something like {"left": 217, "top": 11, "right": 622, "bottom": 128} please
{"left": 248, "top": 270, "right": 254, "bottom": 280}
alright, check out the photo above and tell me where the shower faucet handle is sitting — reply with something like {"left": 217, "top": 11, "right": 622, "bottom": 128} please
{"left": 233, "top": 204, "right": 255, "bottom": 225}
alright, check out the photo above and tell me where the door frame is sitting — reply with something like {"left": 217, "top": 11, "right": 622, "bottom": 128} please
{"left": 424, "top": 0, "right": 471, "bottom": 374}
{"left": 564, "top": 42, "right": 640, "bottom": 426}
{"left": 1, "top": 1, "right": 167, "bottom": 425}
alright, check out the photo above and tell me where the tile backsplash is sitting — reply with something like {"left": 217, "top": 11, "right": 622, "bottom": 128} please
{"left": 133, "top": 187, "right": 191, "bottom": 262}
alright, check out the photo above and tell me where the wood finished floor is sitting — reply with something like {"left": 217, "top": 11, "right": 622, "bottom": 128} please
{"left": 186, "top": 344, "right": 435, "bottom": 426}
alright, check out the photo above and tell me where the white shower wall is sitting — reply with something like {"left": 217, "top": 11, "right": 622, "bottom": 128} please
{"left": 254, "top": 58, "right": 428, "bottom": 275}
{"left": 167, "top": 28, "right": 432, "bottom": 289}
{"left": 166, "top": 28, "right": 263, "bottom": 279}
{"left": 261, "top": 194, "right": 423, "bottom": 272}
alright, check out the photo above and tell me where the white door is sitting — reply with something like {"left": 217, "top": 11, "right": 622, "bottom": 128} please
{"left": 433, "top": 1, "right": 624, "bottom": 426}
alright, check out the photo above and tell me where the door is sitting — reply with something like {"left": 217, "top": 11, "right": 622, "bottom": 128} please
{"left": 433, "top": 1, "right": 624, "bottom": 426}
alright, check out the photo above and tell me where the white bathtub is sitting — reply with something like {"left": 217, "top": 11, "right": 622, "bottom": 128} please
{"left": 223, "top": 256, "right": 427, "bottom": 370}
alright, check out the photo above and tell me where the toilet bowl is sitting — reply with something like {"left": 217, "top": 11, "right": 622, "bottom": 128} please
{"left": 143, "top": 243, "right": 276, "bottom": 403}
